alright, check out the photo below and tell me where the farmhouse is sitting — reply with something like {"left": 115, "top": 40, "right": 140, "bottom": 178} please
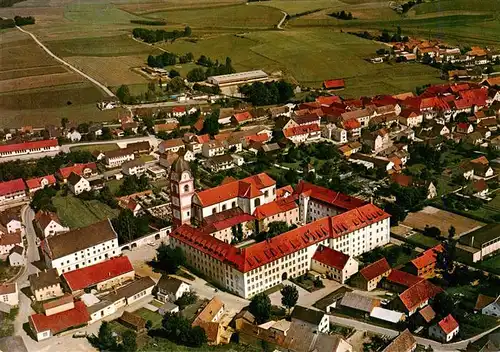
{"left": 0, "top": 140, "right": 59, "bottom": 159}
{"left": 323, "top": 79, "right": 345, "bottom": 90}
{"left": 355, "top": 258, "right": 391, "bottom": 291}
{"left": 156, "top": 276, "right": 191, "bottom": 302}
{"left": 0, "top": 231, "right": 22, "bottom": 257}
{"left": 104, "top": 148, "right": 135, "bottom": 168}
{"left": 408, "top": 244, "right": 444, "bottom": 278}
{"left": 34, "top": 211, "right": 68, "bottom": 238}
{"left": 25, "top": 175, "right": 57, "bottom": 193}
{"left": 42, "top": 219, "right": 119, "bottom": 274}
{"left": 291, "top": 306, "right": 329, "bottom": 333}
{"left": 429, "top": 314, "right": 459, "bottom": 342}
{"left": 311, "top": 245, "right": 358, "bottom": 284}
{"left": 0, "top": 179, "right": 27, "bottom": 205}
{"left": 67, "top": 173, "right": 91, "bottom": 195}
{"left": 57, "top": 163, "right": 97, "bottom": 182}
{"left": 28, "top": 269, "right": 64, "bottom": 302}
{"left": 207, "top": 70, "right": 268, "bottom": 87}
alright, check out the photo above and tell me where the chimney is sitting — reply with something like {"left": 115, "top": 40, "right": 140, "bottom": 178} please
{"left": 470, "top": 236, "right": 474, "bottom": 248}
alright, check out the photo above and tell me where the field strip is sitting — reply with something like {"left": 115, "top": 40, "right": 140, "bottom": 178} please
{"left": 15, "top": 25, "right": 116, "bottom": 97}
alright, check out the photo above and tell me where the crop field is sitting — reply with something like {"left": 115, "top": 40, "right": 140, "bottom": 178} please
{"left": 411, "top": 0, "right": 500, "bottom": 15}
{"left": 0, "top": 66, "right": 66, "bottom": 81}
{"left": 0, "top": 71, "right": 84, "bottom": 93}
{"left": 118, "top": 0, "right": 244, "bottom": 14}
{"left": 145, "top": 4, "right": 284, "bottom": 29}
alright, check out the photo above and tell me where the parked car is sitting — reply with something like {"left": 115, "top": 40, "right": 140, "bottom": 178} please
{"left": 73, "top": 331, "right": 87, "bottom": 338}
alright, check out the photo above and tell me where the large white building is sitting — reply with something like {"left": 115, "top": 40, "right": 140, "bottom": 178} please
{"left": 0, "top": 140, "right": 59, "bottom": 159}
{"left": 170, "top": 203, "right": 390, "bottom": 299}
{"left": 207, "top": 70, "right": 269, "bottom": 87}
{"left": 42, "top": 219, "right": 119, "bottom": 274}
{"left": 104, "top": 148, "right": 135, "bottom": 168}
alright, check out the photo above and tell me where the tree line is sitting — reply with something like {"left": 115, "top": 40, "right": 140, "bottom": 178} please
{"left": 329, "top": 10, "right": 354, "bottom": 20}
{"left": 186, "top": 56, "right": 236, "bottom": 82}
{"left": 132, "top": 26, "right": 191, "bottom": 44}
{"left": 147, "top": 52, "right": 193, "bottom": 68}
{"left": 130, "top": 19, "right": 166, "bottom": 26}
{"left": 239, "top": 80, "right": 294, "bottom": 106}
{"left": 0, "top": 15, "right": 35, "bottom": 29}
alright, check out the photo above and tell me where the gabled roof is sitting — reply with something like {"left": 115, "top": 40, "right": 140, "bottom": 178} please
{"left": 62, "top": 256, "right": 134, "bottom": 291}
{"left": 398, "top": 280, "right": 443, "bottom": 312}
{"left": 0, "top": 139, "right": 58, "bottom": 154}
{"left": 342, "top": 118, "right": 361, "bottom": 130}
{"left": 276, "top": 185, "right": 293, "bottom": 199}
{"left": 44, "top": 220, "right": 117, "bottom": 259}
{"left": 232, "top": 111, "right": 252, "bottom": 123}
{"left": 195, "top": 173, "right": 275, "bottom": 207}
{"left": 418, "top": 305, "right": 436, "bottom": 323}
{"left": 58, "top": 163, "right": 97, "bottom": 179}
{"left": 253, "top": 197, "right": 297, "bottom": 220}
{"left": 283, "top": 124, "right": 320, "bottom": 138}
{"left": 157, "top": 275, "right": 189, "bottom": 294}
{"left": 0, "top": 231, "right": 22, "bottom": 247}
{"left": 0, "top": 179, "right": 25, "bottom": 197}
{"left": 29, "top": 269, "right": 61, "bottom": 292}
{"left": 160, "top": 138, "right": 185, "bottom": 149}
{"left": 437, "top": 314, "right": 459, "bottom": 335}
{"left": 323, "top": 79, "right": 345, "bottom": 89}
{"left": 316, "top": 95, "right": 342, "bottom": 106}
{"left": 386, "top": 269, "right": 422, "bottom": 288}
{"left": 382, "top": 329, "right": 416, "bottom": 352}
{"left": 410, "top": 244, "right": 444, "bottom": 270}
{"left": 25, "top": 175, "right": 56, "bottom": 190}
{"left": 475, "top": 294, "right": 496, "bottom": 310}
{"left": 29, "top": 301, "right": 90, "bottom": 335}
{"left": 291, "top": 305, "right": 325, "bottom": 325}
{"left": 294, "top": 181, "right": 366, "bottom": 211}
{"left": 67, "top": 172, "right": 84, "bottom": 186}
{"left": 312, "top": 245, "right": 351, "bottom": 271}
{"left": 193, "top": 296, "right": 224, "bottom": 326}
{"left": 359, "top": 258, "right": 391, "bottom": 281}
{"left": 201, "top": 209, "right": 255, "bottom": 233}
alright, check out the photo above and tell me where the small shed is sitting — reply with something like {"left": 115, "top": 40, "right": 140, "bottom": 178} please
{"left": 119, "top": 311, "right": 146, "bottom": 333}
{"left": 158, "top": 301, "right": 179, "bottom": 316}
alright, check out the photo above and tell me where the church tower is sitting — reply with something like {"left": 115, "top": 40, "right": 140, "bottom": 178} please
{"left": 169, "top": 154, "right": 194, "bottom": 229}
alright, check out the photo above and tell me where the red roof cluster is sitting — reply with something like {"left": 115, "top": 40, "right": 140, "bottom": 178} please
{"left": 323, "top": 79, "right": 345, "bottom": 89}
{"left": 342, "top": 118, "right": 361, "bottom": 130}
{"left": 295, "top": 181, "right": 366, "bottom": 211}
{"left": 173, "top": 106, "right": 186, "bottom": 113}
{"left": 253, "top": 197, "right": 298, "bottom": 220}
{"left": 0, "top": 139, "right": 58, "bottom": 154}
{"left": 202, "top": 211, "right": 255, "bottom": 233}
{"left": 62, "top": 256, "right": 134, "bottom": 291}
{"left": 438, "top": 314, "right": 459, "bottom": 334}
{"left": 245, "top": 134, "right": 269, "bottom": 144}
{"left": 29, "top": 300, "right": 90, "bottom": 335}
{"left": 386, "top": 269, "right": 423, "bottom": 288}
{"left": 398, "top": 279, "right": 443, "bottom": 312}
{"left": 312, "top": 245, "right": 350, "bottom": 270}
{"left": 283, "top": 124, "right": 320, "bottom": 138}
{"left": 171, "top": 203, "right": 390, "bottom": 273}
{"left": 25, "top": 175, "right": 57, "bottom": 190}
{"left": 58, "top": 163, "right": 97, "bottom": 180}
{"left": 0, "top": 179, "right": 26, "bottom": 197}
{"left": 233, "top": 111, "right": 253, "bottom": 123}
{"left": 359, "top": 258, "right": 391, "bottom": 281}
{"left": 411, "top": 244, "right": 444, "bottom": 270}
{"left": 195, "top": 173, "right": 276, "bottom": 207}
{"left": 316, "top": 95, "right": 342, "bottom": 106}
{"left": 276, "top": 185, "right": 294, "bottom": 199}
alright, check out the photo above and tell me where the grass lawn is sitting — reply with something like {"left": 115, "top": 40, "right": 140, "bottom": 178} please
{"left": 406, "top": 233, "right": 441, "bottom": 249}
{"left": 461, "top": 193, "right": 500, "bottom": 221}
{"left": 180, "top": 299, "right": 206, "bottom": 323}
{"left": 52, "top": 194, "right": 119, "bottom": 228}
{"left": 460, "top": 314, "right": 499, "bottom": 339}
{"left": 134, "top": 308, "right": 163, "bottom": 328}
{"left": 70, "top": 143, "right": 119, "bottom": 153}
{"left": 0, "top": 260, "right": 19, "bottom": 281}
{"left": 139, "top": 154, "right": 156, "bottom": 162}
{"left": 107, "top": 179, "right": 124, "bottom": 195}
{"left": 412, "top": 0, "right": 500, "bottom": 15}
{"left": 477, "top": 254, "right": 500, "bottom": 274}
{"left": 141, "top": 339, "right": 266, "bottom": 352}
{"left": 0, "top": 309, "right": 18, "bottom": 338}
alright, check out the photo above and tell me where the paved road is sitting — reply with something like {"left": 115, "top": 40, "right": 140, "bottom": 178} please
{"left": 15, "top": 26, "right": 115, "bottom": 97}
{"left": 14, "top": 206, "right": 40, "bottom": 347}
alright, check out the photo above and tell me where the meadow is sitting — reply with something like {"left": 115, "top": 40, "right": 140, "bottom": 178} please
{"left": 52, "top": 194, "right": 119, "bottom": 228}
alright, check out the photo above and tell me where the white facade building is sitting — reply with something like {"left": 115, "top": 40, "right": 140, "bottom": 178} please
{"left": 0, "top": 283, "right": 18, "bottom": 307}
{"left": 67, "top": 173, "right": 91, "bottom": 195}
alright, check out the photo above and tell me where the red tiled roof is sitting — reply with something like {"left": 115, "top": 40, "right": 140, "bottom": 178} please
{"left": 233, "top": 112, "right": 253, "bottom": 123}
{"left": 62, "top": 256, "right": 134, "bottom": 291}
{"left": 202, "top": 211, "right": 255, "bottom": 233}
{"left": 0, "top": 231, "right": 22, "bottom": 247}
{"left": 276, "top": 185, "right": 294, "bottom": 199}
{"left": 0, "top": 179, "right": 25, "bottom": 197}
{"left": 295, "top": 181, "right": 366, "bottom": 211}
{"left": 399, "top": 109, "right": 420, "bottom": 118}
{"left": 418, "top": 305, "right": 436, "bottom": 323}
{"left": 371, "top": 95, "right": 399, "bottom": 107}
{"left": 457, "top": 122, "right": 470, "bottom": 130}
{"left": 196, "top": 134, "right": 210, "bottom": 144}
{"left": 195, "top": 173, "right": 276, "bottom": 207}
{"left": 386, "top": 269, "right": 423, "bottom": 288}
{"left": 171, "top": 203, "right": 390, "bottom": 273}
{"left": 316, "top": 95, "right": 342, "bottom": 106}
{"left": 29, "top": 300, "right": 90, "bottom": 335}
{"left": 173, "top": 106, "right": 186, "bottom": 113}
{"left": 293, "top": 114, "right": 321, "bottom": 125}
{"left": 253, "top": 197, "right": 297, "bottom": 220}
{"left": 245, "top": 134, "right": 269, "bottom": 144}
{"left": 398, "top": 280, "right": 443, "bottom": 312}
{"left": 0, "top": 139, "right": 58, "bottom": 154}
{"left": 438, "top": 314, "right": 459, "bottom": 335}
{"left": 0, "top": 283, "right": 17, "bottom": 295}
{"left": 342, "top": 118, "right": 361, "bottom": 130}
{"left": 473, "top": 179, "right": 488, "bottom": 192}
{"left": 283, "top": 124, "right": 320, "bottom": 138}
{"left": 58, "top": 163, "right": 97, "bottom": 179}
{"left": 450, "top": 83, "right": 470, "bottom": 93}
{"left": 160, "top": 138, "right": 185, "bottom": 149}
{"left": 323, "top": 79, "right": 345, "bottom": 89}
{"left": 312, "top": 245, "right": 350, "bottom": 270}
{"left": 359, "top": 258, "right": 391, "bottom": 281}
{"left": 458, "top": 88, "right": 488, "bottom": 107}
{"left": 25, "top": 175, "right": 57, "bottom": 190}
{"left": 193, "top": 117, "right": 205, "bottom": 132}
{"left": 390, "top": 174, "right": 413, "bottom": 187}
{"left": 43, "top": 293, "right": 73, "bottom": 311}
{"left": 411, "top": 244, "right": 444, "bottom": 270}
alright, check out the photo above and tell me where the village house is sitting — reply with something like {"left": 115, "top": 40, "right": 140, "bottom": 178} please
{"left": 25, "top": 175, "right": 57, "bottom": 194}
{"left": 103, "top": 148, "right": 135, "bottom": 168}
{"left": 291, "top": 305, "right": 329, "bottom": 333}
{"left": 122, "top": 160, "right": 146, "bottom": 176}
{"left": 205, "top": 154, "right": 235, "bottom": 172}
{"left": 0, "top": 179, "right": 27, "bottom": 205}
{"left": 429, "top": 314, "right": 459, "bottom": 342}
{"left": 67, "top": 173, "right": 91, "bottom": 195}
{"left": 8, "top": 245, "right": 25, "bottom": 266}
{"left": 192, "top": 296, "right": 227, "bottom": 345}
{"left": 57, "top": 163, "right": 98, "bottom": 183}
{"left": 34, "top": 211, "right": 68, "bottom": 238}
{"left": 159, "top": 138, "right": 185, "bottom": 154}
{"left": 127, "top": 141, "right": 151, "bottom": 155}
{"left": 0, "top": 283, "right": 19, "bottom": 308}
{"left": 355, "top": 258, "right": 391, "bottom": 291}
{"left": 66, "top": 130, "right": 82, "bottom": 142}
{"left": 338, "top": 142, "right": 362, "bottom": 157}
{"left": 202, "top": 140, "right": 225, "bottom": 158}
{"left": 391, "top": 279, "right": 442, "bottom": 316}
{"left": 408, "top": 244, "right": 444, "bottom": 278}
{"left": 361, "top": 128, "right": 391, "bottom": 153}
{"left": 323, "top": 124, "right": 347, "bottom": 143}
{"left": 311, "top": 245, "right": 358, "bottom": 284}
{"left": 184, "top": 133, "right": 210, "bottom": 154}
{"left": 62, "top": 256, "right": 135, "bottom": 294}
{"left": 42, "top": 219, "right": 119, "bottom": 274}
{"left": 156, "top": 276, "right": 191, "bottom": 302}
{"left": 28, "top": 269, "right": 64, "bottom": 302}
{"left": 0, "top": 210, "right": 22, "bottom": 235}
{"left": 0, "top": 139, "right": 59, "bottom": 159}
{"left": 481, "top": 296, "right": 500, "bottom": 317}
{"left": 348, "top": 153, "right": 394, "bottom": 173}
{"left": 0, "top": 231, "right": 22, "bottom": 257}
{"left": 340, "top": 292, "right": 381, "bottom": 315}
{"left": 283, "top": 124, "right": 321, "bottom": 145}
{"left": 382, "top": 329, "right": 417, "bottom": 352}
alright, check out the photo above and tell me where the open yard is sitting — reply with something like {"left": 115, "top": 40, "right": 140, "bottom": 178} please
{"left": 134, "top": 308, "right": 163, "bottom": 328}
{"left": 401, "top": 206, "right": 485, "bottom": 237}
{"left": 52, "top": 194, "right": 119, "bottom": 228}
{"left": 70, "top": 143, "right": 119, "bottom": 153}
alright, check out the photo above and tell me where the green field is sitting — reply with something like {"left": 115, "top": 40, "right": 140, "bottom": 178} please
{"left": 70, "top": 143, "right": 119, "bottom": 153}
{"left": 52, "top": 194, "right": 119, "bottom": 228}
{"left": 412, "top": 0, "right": 500, "bottom": 15}
{"left": 134, "top": 308, "right": 163, "bottom": 328}
{"left": 145, "top": 4, "right": 283, "bottom": 29}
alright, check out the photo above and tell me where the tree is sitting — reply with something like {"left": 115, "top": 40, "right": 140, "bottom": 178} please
{"left": 116, "top": 85, "right": 131, "bottom": 104}
{"left": 184, "top": 26, "right": 192, "bottom": 36}
{"left": 448, "top": 225, "right": 456, "bottom": 239}
{"left": 112, "top": 209, "right": 137, "bottom": 244}
{"left": 156, "top": 243, "right": 186, "bottom": 274}
{"left": 186, "top": 68, "right": 206, "bottom": 82}
{"left": 249, "top": 293, "right": 271, "bottom": 324}
{"left": 61, "top": 117, "right": 69, "bottom": 128}
{"left": 97, "top": 321, "right": 116, "bottom": 351}
{"left": 189, "top": 326, "right": 207, "bottom": 347}
{"left": 169, "top": 69, "right": 180, "bottom": 78}
{"left": 175, "top": 291, "right": 198, "bottom": 308}
{"left": 145, "top": 320, "right": 153, "bottom": 330}
{"left": 121, "top": 330, "right": 137, "bottom": 352}
{"left": 202, "top": 110, "right": 220, "bottom": 136}
{"left": 267, "top": 221, "right": 289, "bottom": 238}
{"left": 280, "top": 285, "right": 299, "bottom": 314}
{"left": 168, "top": 76, "right": 185, "bottom": 93}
